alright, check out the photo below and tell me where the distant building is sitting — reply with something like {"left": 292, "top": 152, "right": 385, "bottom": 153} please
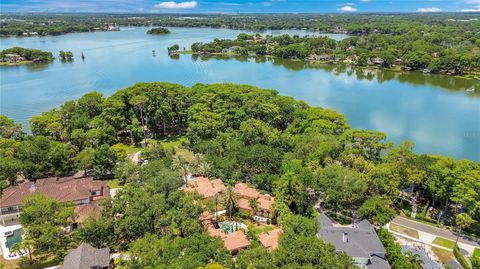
{"left": 58, "top": 243, "right": 111, "bottom": 269}
{"left": 1, "top": 54, "right": 25, "bottom": 63}
{"left": 317, "top": 212, "right": 390, "bottom": 269}
{"left": 0, "top": 176, "right": 109, "bottom": 225}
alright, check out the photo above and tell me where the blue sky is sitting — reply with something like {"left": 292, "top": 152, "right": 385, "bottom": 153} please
{"left": 1, "top": 0, "right": 480, "bottom": 13}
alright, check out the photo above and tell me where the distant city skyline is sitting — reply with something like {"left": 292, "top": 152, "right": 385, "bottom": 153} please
{"left": 1, "top": 0, "right": 480, "bottom": 14}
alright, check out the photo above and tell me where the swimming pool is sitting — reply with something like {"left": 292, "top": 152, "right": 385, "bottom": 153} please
{"left": 5, "top": 228, "right": 23, "bottom": 249}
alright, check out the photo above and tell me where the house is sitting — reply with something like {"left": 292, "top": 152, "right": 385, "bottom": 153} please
{"left": 258, "top": 228, "right": 282, "bottom": 250}
{"left": 369, "top": 57, "right": 385, "bottom": 65}
{"left": 58, "top": 243, "right": 111, "bottom": 269}
{"left": 234, "top": 183, "right": 274, "bottom": 218}
{"left": 185, "top": 176, "right": 225, "bottom": 199}
{"left": 317, "top": 212, "right": 390, "bottom": 269}
{"left": 1, "top": 54, "right": 25, "bottom": 63}
{"left": 201, "top": 212, "right": 251, "bottom": 254}
{"left": 0, "top": 176, "right": 109, "bottom": 225}
{"left": 185, "top": 179, "right": 274, "bottom": 219}
{"left": 306, "top": 54, "right": 335, "bottom": 62}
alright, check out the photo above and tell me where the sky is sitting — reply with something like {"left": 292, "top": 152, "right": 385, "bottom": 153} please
{"left": 1, "top": 0, "right": 480, "bottom": 13}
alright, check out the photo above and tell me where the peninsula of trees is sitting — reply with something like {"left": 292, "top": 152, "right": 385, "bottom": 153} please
{"left": 187, "top": 32, "right": 479, "bottom": 75}
{"left": 1, "top": 82, "right": 479, "bottom": 268}
{"left": 0, "top": 47, "right": 54, "bottom": 65}
{"left": 147, "top": 27, "right": 171, "bottom": 35}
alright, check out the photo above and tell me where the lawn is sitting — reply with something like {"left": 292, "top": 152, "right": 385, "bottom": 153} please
{"left": 474, "top": 248, "right": 480, "bottom": 257}
{"left": 107, "top": 179, "right": 122, "bottom": 189}
{"left": 431, "top": 247, "right": 454, "bottom": 263}
{"left": 250, "top": 225, "right": 275, "bottom": 235}
{"left": 390, "top": 223, "right": 419, "bottom": 239}
{"left": 0, "top": 256, "right": 18, "bottom": 269}
{"left": 432, "top": 237, "right": 456, "bottom": 249}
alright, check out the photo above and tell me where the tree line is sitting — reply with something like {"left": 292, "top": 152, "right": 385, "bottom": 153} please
{"left": 1, "top": 82, "right": 478, "bottom": 268}
{"left": 190, "top": 32, "right": 479, "bottom": 75}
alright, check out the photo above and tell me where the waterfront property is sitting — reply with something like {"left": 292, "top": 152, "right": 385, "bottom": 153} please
{"left": 58, "top": 243, "right": 111, "bottom": 269}
{"left": 317, "top": 212, "right": 390, "bottom": 269}
{"left": 0, "top": 176, "right": 109, "bottom": 226}
{"left": 185, "top": 177, "right": 275, "bottom": 220}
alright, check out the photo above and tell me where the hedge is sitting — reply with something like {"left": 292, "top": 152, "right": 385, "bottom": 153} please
{"left": 454, "top": 244, "right": 472, "bottom": 269}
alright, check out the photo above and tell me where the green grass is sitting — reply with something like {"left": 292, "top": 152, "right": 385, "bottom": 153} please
{"left": 156, "top": 135, "right": 187, "bottom": 151}
{"left": 0, "top": 60, "right": 33, "bottom": 66}
{"left": 390, "top": 223, "right": 419, "bottom": 239}
{"left": 122, "top": 144, "right": 142, "bottom": 155}
{"left": 474, "top": 248, "right": 480, "bottom": 257}
{"left": 250, "top": 225, "right": 275, "bottom": 235}
{"left": 433, "top": 237, "right": 456, "bottom": 249}
{"left": 107, "top": 179, "right": 122, "bottom": 189}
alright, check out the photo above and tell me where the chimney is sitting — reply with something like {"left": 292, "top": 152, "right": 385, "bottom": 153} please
{"left": 29, "top": 183, "right": 37, "bottom": 193}
{"left": 342, "top": 232, "right": 348, "bottom": 243}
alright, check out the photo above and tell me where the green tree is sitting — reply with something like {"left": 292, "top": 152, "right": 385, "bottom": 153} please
{"left": 92, "top": 144, "right": 117, "bottom": 179}
{"left": 19, "top": 194, "right": 74, "bottom": 260}
{"left": 358, "top": 196, "right": 396, "bottom": 226}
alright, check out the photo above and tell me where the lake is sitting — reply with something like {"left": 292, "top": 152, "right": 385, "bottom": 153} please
{"left": 0, "top": 27, "right": 479, "bottom": 160}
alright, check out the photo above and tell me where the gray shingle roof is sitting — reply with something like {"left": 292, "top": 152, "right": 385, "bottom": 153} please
{"left": 58, "top": 243, "right": 110, "bottom": 269}
{"left": 317, "top": 212, "right": 390, "bottom": 268}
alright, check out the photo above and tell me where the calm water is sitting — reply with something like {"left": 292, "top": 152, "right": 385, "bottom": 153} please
{"left": 0, "top": 27, "right": 479, "bottom": 160}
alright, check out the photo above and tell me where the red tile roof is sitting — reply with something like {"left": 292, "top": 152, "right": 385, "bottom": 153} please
{"left": 0, "top": 176, "right": 109, "bottom": 208}
{"left": 257, "top": 195, "right": 274, "bottom": 211}
{"left": 238, "top": 198, "right": 253, "bottom": 211}
{"left": 234, "top": 183, "right": 259, "bottom": 199}
{"left": 223, "top": 231, "right": 251, "bottom": 252}
{"left": 74, "top": 203, "right": 102, "bottom": 224}
{"left": 258, "top": 228, "right": 282, "bottom": 250}
{"left": 185, "top": 177, "right": 225, "bottom": 198}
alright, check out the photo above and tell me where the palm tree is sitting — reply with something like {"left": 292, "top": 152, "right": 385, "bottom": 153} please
{"left": 11, "top": 239, "right": 35, "bottom": 264}
{"left": 213, "top": 193, "right": 220, "bottom": 219}
{"left": 172, "top": 155, "right": 190, "bottom": 184}
{"left": 249, "top": 198, "right": 259, "bottom": 216}
{"left": 192, "top": 154, "right": 211, "bottom": 177}
{"left": 223, "top": 187, "right": 238, "bottom": 220}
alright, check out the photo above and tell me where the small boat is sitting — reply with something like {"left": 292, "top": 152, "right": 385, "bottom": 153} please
{"left": 152, "top": 50, "right": 156, "bottom": 56}
{"left": 466, "top": 87, "right": 475, "bottom": 93}
{"left": 81, "top": 52, "right": 85, "bottom": 60}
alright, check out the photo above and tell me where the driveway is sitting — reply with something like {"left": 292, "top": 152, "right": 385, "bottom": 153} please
{"left": 391, "top": 216, "right": 480, "bottom": 248}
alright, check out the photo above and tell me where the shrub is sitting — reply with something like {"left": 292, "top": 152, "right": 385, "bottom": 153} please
{"left": 454, "top": 244, "right": 472, "bottom": 269}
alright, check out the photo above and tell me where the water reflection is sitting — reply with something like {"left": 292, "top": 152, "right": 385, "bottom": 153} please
{"left": 191, "top": 54, "right": 479, "bottom": 97}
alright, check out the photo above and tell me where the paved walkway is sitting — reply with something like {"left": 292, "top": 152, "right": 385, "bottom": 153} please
{"left": 390, "top": 216, "right": 480, "bottom": 254}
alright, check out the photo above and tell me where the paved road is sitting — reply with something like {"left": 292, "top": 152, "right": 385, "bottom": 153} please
{"left": 391, "top": 216, "right": 480, "bottom": 248}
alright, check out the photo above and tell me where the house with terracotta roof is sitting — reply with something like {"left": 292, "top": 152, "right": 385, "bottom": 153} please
{"left": 185, "top": 176, "right": 226, "bottom": 199}
{"left": 186, "top": 179, "right": 275, "bottom": 220}
{"left": 258, "top": 228, "right": 282, "bottom": 251}
{"left": 234, "top": 183, "right": 274, "bottom": 219}
{"left": 0, "top": 176, "right": 109, "bottom": 226}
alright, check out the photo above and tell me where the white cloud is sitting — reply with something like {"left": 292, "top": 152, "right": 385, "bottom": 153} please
{"left": 417, "top": 7, "right": 442, "bottom": 12}
{"left": 359, "top": 0, "right": 371, "bottom": 2}
{"left": 464, "top": 0, "right": 480, "bottom": 4}
{"left": 154, "top": 1, "right": 198, "bottom": 9}
{"left": 460, "top": 7, "right": 480, "bottom": 11}
{"left": 338, "top": 5, "right": 357, "bottom": 12}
